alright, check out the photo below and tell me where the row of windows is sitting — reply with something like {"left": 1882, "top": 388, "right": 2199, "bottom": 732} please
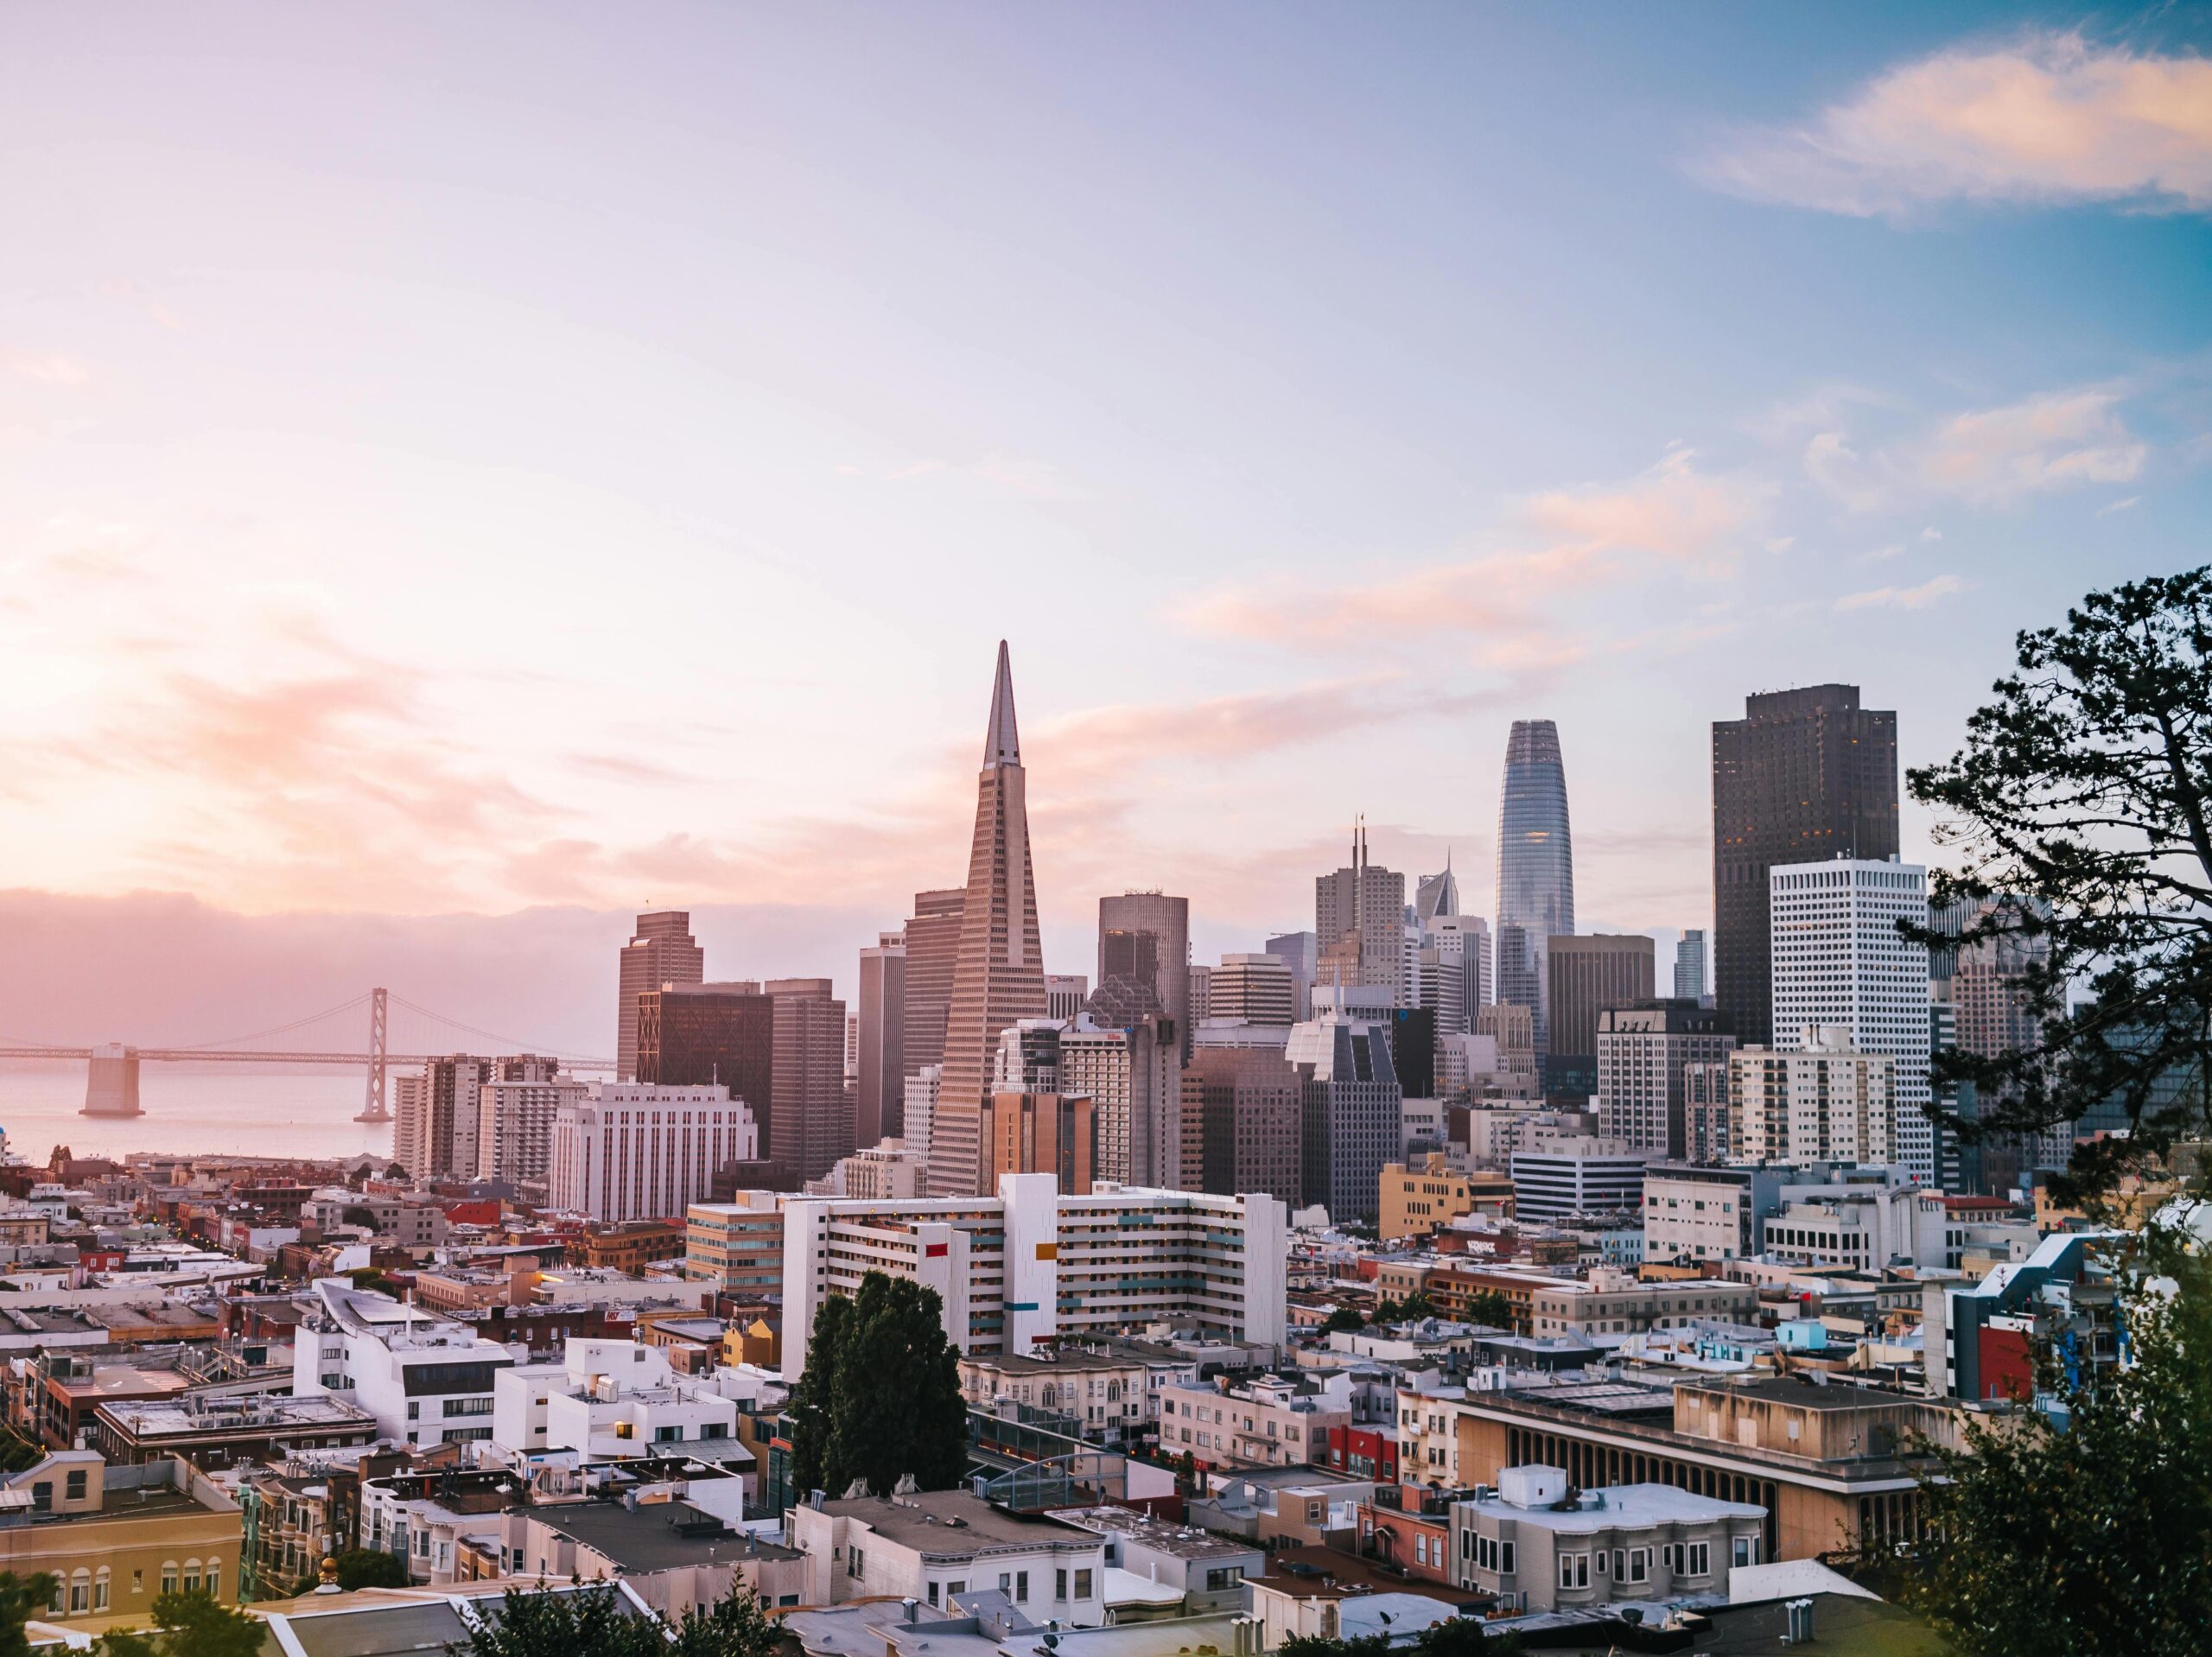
{"left": 49, "top": 1560, "right": 218, "bottom": 1618}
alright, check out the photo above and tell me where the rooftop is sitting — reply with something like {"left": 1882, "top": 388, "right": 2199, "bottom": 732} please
{"left": 820, "top": 1489, "right": 1101, "bottom": 1554}
{"left": 1459, "top": 1481, "right": 1765, "bottom": 1533}
{"left": 532, "top": 1500, "right": 799, "bottom": 1574}
{"left": 1047, "top": 1505, "right": 1260, "bottom": 1559}
{"left": 1676, "top": 1375, "right": 1929, "bottom": 1413}
{"left": 1250, "top": 1545, "right": 1447, "bottom": 1601}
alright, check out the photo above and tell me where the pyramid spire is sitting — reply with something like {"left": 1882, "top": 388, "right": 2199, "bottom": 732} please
{"left": 983, "top": 639, "right": 1021, "bottom": 768}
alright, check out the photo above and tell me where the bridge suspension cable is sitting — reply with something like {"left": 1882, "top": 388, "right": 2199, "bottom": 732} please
{"left": 169, "top": 992, "right": 374, "bottom": 1053}
{"left": 385, "top": 993, "right": 602, "bottom": 1063}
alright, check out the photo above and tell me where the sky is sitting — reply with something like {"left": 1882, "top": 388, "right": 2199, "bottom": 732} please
{"left": 2, "top": 4, "right": 2209, "bottom": 1051}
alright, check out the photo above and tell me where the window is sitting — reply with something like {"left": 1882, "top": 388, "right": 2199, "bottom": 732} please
{"left": 998, "top": 1574, "right": 1012, "bottom": 1594}
{"left": 65, "top": 1469, "right": 86, "bottom": 1501}
{"left": 1502, "top": 1541, "right": 1516, "bottom": 1575}
{"left": 161, "top": 1565, "right": 178, "bottom": 1597}
{"left": 654, "top": 1425, "right": 683, "bottom": 1443}
{"left": 1733, "top": 1536, "right": 1758, "bottom": 1568}
{"left": 69, "top": 1575, "right": 88, "bottom": 1615}
{"left": 30, "top": 1482, "right": 49, "bottom": 1513}
{"left": 848, "top": 1546, "right": 866, "bottom": 1578}
{"left": 1016, "top": 1571, "right": 1029, "bottom": 1601}
{"left": 927, "top": 1584, "right": 940, "bottom": 1607}
{"left": 1074, "top": 1570, "right": 1093, "bottom": 1600}
{"left": 184, "top": 1561, "right": 202, "bottom": 1593}
{"left": 1558, "top": 1553, "right": 1589, "bottom": 1590}
{"left": 131, "top": 1571, "right": 143, "bottom": 1596}
{"left": 407, "top": 1402, "right": 421, "bottom": 1420}
{"left": 1056, "top": 1570, "right": 1067, "bottom": 1601}
{"left": 948, "top": 1581, "right": 966, "bottom": 1597}
{"left": 92, "top": 1571, "right": 110, "bottom": 1612}
{"left": 206, "top": 1562, "right": 219, "bottom": 1599}
{"left": 1685, "top": 1542, "right": 1710, "bottom": 1578}
{"left": 1630, "top": 1548, "right": 1648, "bottom": 1583}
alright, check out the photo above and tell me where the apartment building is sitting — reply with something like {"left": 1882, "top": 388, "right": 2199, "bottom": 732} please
{"left": 683, "top": 1194, "right": 785, "bottom": 1292}
{"left": 1730, "top": 1032, "right": 1897, "bottom": 1168}
{"left": 1529, "top": 1272, "right": 1758, "bottom": 1346}
{"left": 547, "top": 1083, "right": 759, "bottom": 1224}
{"left": 0, "top": 1451, "right": 242, "bottom": 1633}
{"left": 1641, "top": 1164, "right": 1797, "bottom": 1263}
{"left": 1378, "top": 1156, "right": 1516, "bottom": 1241}
{"left": 778, "top": 1176, "right": 1287, "bottom": 1380}
{"left": 1450, "top": 1374, "right": 1959, "bottom": 1561}
{"left": 1161, "top": 1372, "right": 1351, "bottom": 1470}
{"left": 957, "top": 1343, "right": 1195, "bottom": 1441}
{"left": 1449, "top": 1463, "right": 1764, "bottom": 1614}
{"left": 291, "top": 1279, "right": 518, "bottom": 1450}
{"left": 788, "top": 1489, "right": 1108, "bottom": 1619}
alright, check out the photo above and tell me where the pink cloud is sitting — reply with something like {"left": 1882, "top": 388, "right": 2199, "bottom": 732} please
{"left": 1178, "top": 449, "right": 1766, "bottom": 650}
{"left": 1694, "top": 31, "right": 2212, "bottom": 218}
{"left": 1834, "top": 574, "right": 1967, "bottom": 613}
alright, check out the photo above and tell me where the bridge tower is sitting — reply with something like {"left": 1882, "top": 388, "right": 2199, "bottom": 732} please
{"left": 354, "top": 987, "right": 392, "bottom": 1124}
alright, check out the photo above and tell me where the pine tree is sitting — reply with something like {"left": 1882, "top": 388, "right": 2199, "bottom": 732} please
{"left": 793, "top": 1271, "right": 970, "bottom": 1498}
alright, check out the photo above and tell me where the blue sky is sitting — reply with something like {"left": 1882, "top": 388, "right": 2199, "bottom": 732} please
{"left": 1, "top": 3, "right": 2208, "bottom": 1019}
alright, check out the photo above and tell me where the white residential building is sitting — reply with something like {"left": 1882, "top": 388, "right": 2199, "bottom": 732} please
{"left": 1449, "top": 1464, "right": 1764, "bottom": 1615}
{"left": 1770, "top": 859, "right": 1934, "bottom": 1182}
{"left": 291, "top": 1279, "right": 518, "bottom": 1450}
{"left": 789, "top": 1489, "right": 1109, "bottom": 1619}
{"left": 475, "top": 1066, "right": 590, "bottom": 1186}
{"left": 779, "top": 1175, "right": 1288, "bottom": 1381}
{"left": 903, "top": 1064, "right": 942, "bottom": 1167}
{"left": 492, "top": 1338, "right": 740, "bottom": 1469}
{"left": 546, "top": 1084, "right": 757, "bottom": 1223}
{"left": 1160, "top": 1371, "right": 1352, "bottom": 1470}
{"left": 1761, "top": 1177, "right": 1956, "bottom": 1271}
{"left": 1729, "top": 1031, "right": 1896, "bottom": 1168}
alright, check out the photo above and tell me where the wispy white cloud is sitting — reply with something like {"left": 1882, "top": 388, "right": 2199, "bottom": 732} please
{"left": 2095, "top": 493, "right": 2143, "bottom": 517}
{"left": 1692, "top": 31, "right": 2212, "bottom": 219}
{"left": 1834, "top": 574, "right": 1967, "bottom": 613}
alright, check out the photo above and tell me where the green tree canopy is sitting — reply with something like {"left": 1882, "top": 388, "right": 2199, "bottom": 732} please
{"left": 1903, "top": 1223, "right": 2211, "bottom": 1657}
{"left": 1462, "top": 1290, "right": 1516, "bottom": 1330}
{"left": 1319, "top": 1305, "right": 1366, "bottom": 1334}
{"left": 330, "top": 1549, "right": 410, "bottom": 1591}
{"left": 788, "top": 1271, "right": 968, "bottom": 1498}
{"left": 1907, "top": 566, "right": 2212, "bottom": 1199}
{"left": 0, "top": 1573, "right": 57, "bottom": 1657}
{"left": 441, "top": 1579, "right": 784, "bottom": 1657}
{"left": 95, "top": 1591, "right": 266, "bottom": 1657}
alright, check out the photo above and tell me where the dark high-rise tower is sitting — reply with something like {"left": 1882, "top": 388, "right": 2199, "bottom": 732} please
{"left": 1711, "top": 684, "right": 1898, "bottom": 1047}
{"left": 1495, "top": 721, "right": 1575, "bottom": 1058}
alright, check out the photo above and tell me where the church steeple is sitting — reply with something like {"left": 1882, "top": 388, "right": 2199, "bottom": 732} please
{"left": 983, "top": 639, "right": 1021, "bottom": 768}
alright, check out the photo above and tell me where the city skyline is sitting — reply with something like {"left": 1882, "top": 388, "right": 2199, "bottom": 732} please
{"left": 2, "top": 8, "right": 2208, "bottom": 1048}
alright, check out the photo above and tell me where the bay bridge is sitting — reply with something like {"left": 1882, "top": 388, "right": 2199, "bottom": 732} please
{"left": 0, "top": 988, "right": 614, "bottom": 1124}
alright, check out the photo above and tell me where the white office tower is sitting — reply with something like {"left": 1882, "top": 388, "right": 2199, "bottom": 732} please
{"left": 779, "top": 1174, "right": 1288, "bottom": 1380}
{"left": 294, "top": 1279, "right": 517, "bottom": 1451}
{"left": 1058, "top": 1017, "right": 1181, "bottom": 1188}
{"left": 547, "top": 1083, "right": 758, "bottom": 1222}
{"left": 1428, "top": 914, "right": 1491, "bottom": 1015}
{"left": 903, "top": 1064, "right": 942, "bottom": 1166}
{"left": 1412, "top": 945, "right": 1469, "bottom": 1037}
{"left": 1730, "top": 1029, "right": 1897, "bottom": 1167}
{"left": 1770, "top": 859, "right": 1935, "bottom": 1183}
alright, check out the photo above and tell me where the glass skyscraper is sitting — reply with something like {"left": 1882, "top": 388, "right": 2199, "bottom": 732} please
{"left": 1495, "top": 719, "right": 1575, "bottom": 1058}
